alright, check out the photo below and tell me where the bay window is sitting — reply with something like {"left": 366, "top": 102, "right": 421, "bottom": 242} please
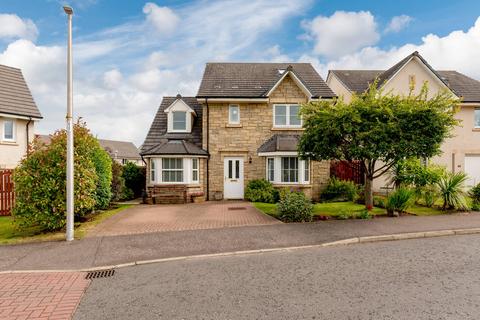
{"left": 149, "top": 158, "right": 200, "bottom": 184}
{"left": 266, "top": 156, "right": 310, "bottom": 184}
{"left": 273, "top": 104, "right": 302, "bottom": 128}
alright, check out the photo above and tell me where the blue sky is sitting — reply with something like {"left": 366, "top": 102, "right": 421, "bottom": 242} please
{"left": 1, "top": 0, "right": 480, "bottom": 145}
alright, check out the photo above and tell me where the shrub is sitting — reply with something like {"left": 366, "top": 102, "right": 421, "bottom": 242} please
{"left": 321, "top": 178, "right": 358, "bottom": 202}
{"left": 469, "top": 183, "right": 480, "bottom": 211}
{"left": 357, "top": 209, "right": 371, "bottom": 220}
{"left": 122, "top": 162, "right": 146, "bottom": 199}
{"left": 277, "top": 191, "right": 313, "bottom": 222}
{"left": 336, "top": 210, "right": 351, "bottom": 220}
{"left": 390, "top": 158, "right": 445, "bottom": 188}
{"left": 245, "top": 179, "right": 277, "bottom": 203}
{"left": 111, "top": 160, "right": 125, "bottom": 202}
{"left": 91, "top": 143, "right": 112, "bottom": 209}
{"left": 437, "top": 172, "right": 469, "bottom": 210}
{"left": 373, "top": 196, "right": 386, "bottom": 209}
{"left": 12, "top": 122, "right": 98, "bottom": 231}
{"left": 386, "top": 188, "right": 413, "bottom": 216}
{"left": 422, "top": 185, "right": 437, "bottom": 208}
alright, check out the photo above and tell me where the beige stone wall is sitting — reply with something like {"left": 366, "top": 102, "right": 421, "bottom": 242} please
{"left": 204, "top": 75, "right": 330, "bottom": 201}
{"left": 0, "top": 117, "right": 35, "bottom": 169}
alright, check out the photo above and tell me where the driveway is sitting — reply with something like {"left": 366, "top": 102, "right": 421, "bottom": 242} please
{"left": 89, "top": 201, "right": 281, "bottom": 236}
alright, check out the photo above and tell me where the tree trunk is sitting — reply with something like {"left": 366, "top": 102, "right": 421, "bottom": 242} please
{"left": 364, "top": 176, "right": 374, "bottom": 209}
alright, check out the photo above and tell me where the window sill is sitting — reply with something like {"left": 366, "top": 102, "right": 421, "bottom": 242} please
{"left": 473, "top": 128, "right": 480, "bottom": 132}
{"left": 0, "top": 141, "right": 18, "bottom": 146}
{"left": 225, "top": 123, "right": 242, "bottom": 128}
{"left": 271, "top": 127, "right": 304, "bottom": 131}
{"left": 271, "top": 183, "right": 311, "bottom": 187}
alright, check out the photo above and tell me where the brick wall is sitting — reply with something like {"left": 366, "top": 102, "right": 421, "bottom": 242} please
{"left": 203, "top": 75, "right": 330, "bottom": 201}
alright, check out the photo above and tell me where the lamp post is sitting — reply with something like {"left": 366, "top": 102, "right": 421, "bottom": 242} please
{"left": 64, "top": 5, "right": 74, "bottom": 242}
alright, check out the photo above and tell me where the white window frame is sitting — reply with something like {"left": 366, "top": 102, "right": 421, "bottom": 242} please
{"left": 165, "top": 99, "right": 195, "bottom": 133}
{"left": 265, "top": 156, "right": 310, "bottom": 185}
{"left": 228, "top": 105, "right": 240, "bottom": 124}
{"left": 475, "top": 108, "right": 480, "bottom": 129}
{"left": 149, "top": 157, "right": 200, "bottom": 185}
{"left": 273, "top": 104, "right": 302, "bottom": 128}
{"left": 161, "top": 158, "right": 184, "bottom": 183}
{"left": 192, "top": 158, "right": 199, "bottom": 183}
{"left": 2, "top": 118, "right": 15, "bottom": 142}
{"left": 172, "top": 111, "right": 187, "bottom": 132}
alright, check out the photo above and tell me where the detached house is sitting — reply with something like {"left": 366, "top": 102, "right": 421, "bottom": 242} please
{"left": 327, "top": 51, "right": 480, "bottom": 189}
{"left": 141, "top": 63, "right": 335, "bottom": 203}
{"left": 0, "top": 64, "right": 42, "bottom": 169}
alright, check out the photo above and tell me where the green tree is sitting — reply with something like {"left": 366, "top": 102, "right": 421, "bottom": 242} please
{"left": 298, "top": 84, "right": 459, "bottom": 208}
{"left": 90, "top": 143, "right": 112, "bottom": 209}
{"left": 110, "top": 159, "right": 125, "bottom": 202}
{"left": 13, "top": 122, "right": 98, "bottom": 231}
{"left": 122, "top": 162, "right": 145, "bottom": 198}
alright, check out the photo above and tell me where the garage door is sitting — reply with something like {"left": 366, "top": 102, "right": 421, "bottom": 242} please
{"left": 465, "top": 155, "right": 480, "bottom": 187}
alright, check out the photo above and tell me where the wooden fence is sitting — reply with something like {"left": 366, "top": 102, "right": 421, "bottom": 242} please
{"left": 0, "top": 169, "right": 14, "bottom": 216}
{"left": 330, "top": 161, "right": 365, "bottom": 185}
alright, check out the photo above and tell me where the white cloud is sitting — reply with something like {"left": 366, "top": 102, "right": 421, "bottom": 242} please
{"left": 0, "top": 14, "right": 38, "bottom": 41}
{"left": 143, "top": 3, "right": 180, "bottom": 35}
{"left": 385, "top": 15, "right": 412, "bottom": 33}
{"left": 103, "top": 69, "right": 123, "bottom": 89}
{"left": 307, "top": 17, "right": 480, "bottom": 81}
{"left": 302, "top": 11, "right": 380, "bottom": 58}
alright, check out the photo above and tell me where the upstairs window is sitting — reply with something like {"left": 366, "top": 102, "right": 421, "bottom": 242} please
{"left": 475, "top": 108, "right": 480, "bottom": 128}
{"left": 274, "top": 104, "right": 302, "bottom": 128}
{"left": 172, "top": 111, "right": 187, "bottom": 131}
{"left": 229, "top": 105, "right": 240, "bottom": 124}
{"left": 3, "top": 119, "right": 15, "bottom": 141}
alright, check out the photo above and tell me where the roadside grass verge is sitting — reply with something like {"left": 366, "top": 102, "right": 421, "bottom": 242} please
{"left": 0, "top": 204, "right": 132, "bottom": 245}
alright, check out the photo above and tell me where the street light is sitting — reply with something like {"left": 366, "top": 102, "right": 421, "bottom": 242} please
{"left": 64, "top": 5, "right": 74, "bottom": 241}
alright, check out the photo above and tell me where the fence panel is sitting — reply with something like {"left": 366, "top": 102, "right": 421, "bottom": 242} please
{"left": 0, "top": 169, "right": 14, "bottom": 216}
{"left": 330, "top": 161, "right": 365, "bottom": 185}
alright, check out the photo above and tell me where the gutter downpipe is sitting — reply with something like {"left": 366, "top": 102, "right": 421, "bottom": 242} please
{"left": 26, "top": 117, "right": 32, "bottom": 157}
{"left": 206, "top": 97, "right": 210, "bottom": 201}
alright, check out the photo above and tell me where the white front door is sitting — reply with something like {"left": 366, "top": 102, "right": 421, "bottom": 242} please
{"left": 224, "top": 157, "right": 244, "bottom": 199}
{"left": 465, "top": 155, "right": 480, "bottom": 187}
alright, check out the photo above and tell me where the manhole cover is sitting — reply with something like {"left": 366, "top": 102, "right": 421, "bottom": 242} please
{"left": 228, "top": 207, "right": 247, "bottom": 211}
{"left": 85, "top": 269, "right": 115, "bottom": 279}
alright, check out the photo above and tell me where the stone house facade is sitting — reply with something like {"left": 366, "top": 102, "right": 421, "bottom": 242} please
{"left": 141, "top": 63, "right": 336, "bottom": 203}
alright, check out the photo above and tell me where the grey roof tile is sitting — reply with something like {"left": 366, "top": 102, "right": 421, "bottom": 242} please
{"left": 140, "top": 96, "right": 206, "bottom": 156}
{"left": 258, "top": 134, "right": 301, "bottom": 153}
{"left": 98, "top": 139, "right": 141, "bottom": 160}
{"left": 0, "top": 64, "right": 42, "bottom": 118}
{"left": 197, "top": 63, "right": 335, "bottom": 98}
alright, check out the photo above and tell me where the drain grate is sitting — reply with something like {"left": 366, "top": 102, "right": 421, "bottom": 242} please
{"left": 85, "top": 269, "right": 115, "bottom": 279}
{"left": 228, "top": 207, "right": 247, "bottom": 211}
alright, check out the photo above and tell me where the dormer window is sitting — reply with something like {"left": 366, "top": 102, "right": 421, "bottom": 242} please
{"left": 165, "top": 96, "right": 196, "bottom": 133}
{"left": 172, "top": 111, "right": 187, "bottom": 131}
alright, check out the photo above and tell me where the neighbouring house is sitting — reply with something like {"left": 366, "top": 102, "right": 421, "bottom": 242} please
{"left": 98, "top": 139, "right": 143, "bottom": 166}
{"left": 0, "top": 64, "right": 42, "bottom": 169}
{"left": 36, "top": 134, "right": 143, "bottom": 166}
{"left": 327, "top": 51, "right": 480, "bottom": 190}
{"left": 141, "top": 63, "right": 336, "bottom": 204}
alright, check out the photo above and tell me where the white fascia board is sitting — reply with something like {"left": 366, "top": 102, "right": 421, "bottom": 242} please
{"left": 258, "top": 151, "right": 298, "bottom": 157}
{"left": 164, "top": 98, "right": 196, "bottom": 115}
{"left": 0, "top": 113, "right": 41, "bottom": 120}
{"left": 196, "top": 98, "right": 269, "bottom": 103}
{"left": 266, "top": 70, "right": 313, "bottom": 98}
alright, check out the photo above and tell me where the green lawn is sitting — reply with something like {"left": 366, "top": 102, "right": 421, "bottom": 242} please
{"left": 254, "top": 201, "right": 386, "bottom": 219}
{"left": 0, "top": 204, "right": 132, "bottom": 245}
{"left": 406, "top": 204, "right": 455, "bottom": 216}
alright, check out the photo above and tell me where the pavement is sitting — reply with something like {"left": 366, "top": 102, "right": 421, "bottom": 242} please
{"left": 0, "top": 272, "right": 89, "bottom": 320}
{"left": 89, "top": 201, "right": 280, "bottom": 236}
{"left": 2, "top": 212, "right": 480, "bottom": 271}
{"left": 73, "top": 234, "right": 480, "bottom": 320}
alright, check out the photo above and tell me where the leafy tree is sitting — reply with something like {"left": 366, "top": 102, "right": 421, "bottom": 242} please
{"left": 13, "top": 122, "right": 98, "bottom": 231}
{"left": 122, "top": 162, "right": 145, "bottom": 198}
{"left": 110, "top": 159, "right": 125, "bottom": 202}
{"left": 298, "top": 84, "right": 458, "bottom": 208}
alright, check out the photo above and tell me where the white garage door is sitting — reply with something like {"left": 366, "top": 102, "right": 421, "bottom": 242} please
{"left": 465, "top": 155, "right": 480, "bottom": 187}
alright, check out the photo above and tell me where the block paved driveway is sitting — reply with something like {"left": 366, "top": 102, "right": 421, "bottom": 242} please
{"left": 0, "top": 272, "right": 89, "bottom": 320}
{"left": 89, "top": 201, "right": 281, "bottom": 237}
